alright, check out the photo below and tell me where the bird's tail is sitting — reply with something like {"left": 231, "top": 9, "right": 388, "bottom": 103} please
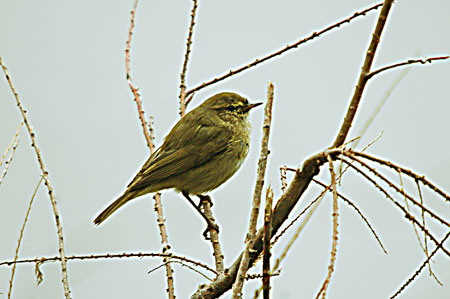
{"left": 93, "top": 191, "right": 138, "bottom": 225}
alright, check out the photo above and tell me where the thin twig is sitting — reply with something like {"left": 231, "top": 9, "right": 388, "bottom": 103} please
{"left": 313, "top": 178, "right": 387, "bottom": 254}
{"left": 186, "top": 3, "right": 383, "bottom": 98}
{"left": 125, "top": 2, "right": 175, "bottom": 297}
{"left": 8, "top": 177, "right": 44, "bottom": 298}
{"left": 272, "top": 188, "right": 325, "bottom": 277}
{"left": 153, "top": 193, "right": 175, "bottom": 298}
{"left": 0, "top": 137, "right": 19, "bottom": 186}
{"left": 271, "top": 187, "right": 321, "bottom": 247}
{"left": 233, "top": 82, "right": 274, "bottom": 297}
{"left": 148, "top": 260, "right": 213, "bottom": 281}
{"left": 345, "top": 154, "right": 450, "bottom": 227}
{"left": 397, "top": 169, "right": 430, "bottom": 260}
{"left": 316, "top": 156, "right": 340, "bottom": 299}
{"left": 1, "top": 56, "right": 71, "bottom": 298}
{"left": 0, "top": 252, "right": 216, "bottom": 275}
{"left": 0, "top": 122, "right": 23, "bottom": 167}
{"left": 332, "top": 0, "right": 395, "bottom": 147}
{"left": 200, "top": 196, "right": 224, "bottom": 273}
{"left": 366, "top": 56, "right": 449, "bottom": 80}
{"left": 352, "top": 58, "right": 410, "bottom": 149}
{"left": 262, "top": 187, "right": 274, "bottom": 299}
{"left": 281, "top": 160, "right": 388, "bottom": 254}
{"left": 179, "top": 0, "right": 198, "bottom": 115}
{"left": 347, "top": 150, "right": 450, "bottom": 202}
{"left": 341, "top": 158, "right": 450, "bottom": 257}
{"left": 391, "top": 231, "right": 450, "bottom": 299}
{"left": 125, "top": 0, "right": 153, "bottom": 151}
{"left": 415, "top": 180, "right": 440, "bottom": 283}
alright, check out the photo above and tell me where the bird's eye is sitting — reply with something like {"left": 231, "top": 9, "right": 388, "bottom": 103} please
{"left": 226, "top": 105, "right": 236, "bottom": 112}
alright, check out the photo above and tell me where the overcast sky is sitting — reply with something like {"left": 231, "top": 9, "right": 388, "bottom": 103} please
{"left": 1, "top": 0, "right": 449, "bottom": 298}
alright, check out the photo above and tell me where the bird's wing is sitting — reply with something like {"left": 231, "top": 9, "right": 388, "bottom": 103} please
{"left": 127, "top": 123, "right": 229, "bottom": 191}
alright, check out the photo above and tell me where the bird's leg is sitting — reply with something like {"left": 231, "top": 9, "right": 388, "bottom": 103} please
{"left": 182, "top": 191, "right": 219, "bottom": 239}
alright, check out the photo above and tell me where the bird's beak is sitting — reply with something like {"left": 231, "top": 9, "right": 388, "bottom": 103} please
{"left": 244, "top": 102, "right": 263, "bottom": 112}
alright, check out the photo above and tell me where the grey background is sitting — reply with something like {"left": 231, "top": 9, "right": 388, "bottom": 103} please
{"left": 1, "top": 0, "right": 449, "bottom": 298}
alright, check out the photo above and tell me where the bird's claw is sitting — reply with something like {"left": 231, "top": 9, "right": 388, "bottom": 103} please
{"left": 202, "top": 222, "right": 219, "bottom": 240}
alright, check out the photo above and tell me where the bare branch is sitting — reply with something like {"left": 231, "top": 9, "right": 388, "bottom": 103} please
{"left": 366, "top": 56, "right": 449, "bottom": 80}
{"left": 201, "top": 196, "right": 224, "bottom": 273}
{"left": 391, "top": 231, "right": 450, "bottom": 299}
{"left": 125, "top": 2, "right": 175, "bottom": 296}
{"left": 0, "top": 56, "right": 72, "bottom": 298}
{"left": 125, "top": 0, "right": 154, "bottom": 151}
{"left": 341, "top": 158, "right": 450, "bottom": 257}
{"left": 315, "top": 156, "right": 339, "bottom": 299}
{"left": 148, "top": 260, "right": 213, "bottom": 281}
{"left": 153, "top": 192, "right": 175, "bottom": 298}
{"left": 313, "top": 178, "right": 387, "bottom": 254}
{"left": 179, "top": 0, "right": 199, "bottom": 115}
{"left": 191, "top": 149, "right": 335, "bottom": 298}
{"left": 0, "top": 122, "right": 22, "bottom": 167}
{"left": 0, "top": 252, "right": 216, "bottom": 275}
{"left": 233, "top": 82, "right": 274, "bottom": 297}
{"left": 186, "top": 3, "right": 383, "bottom": 98}
{"left": 332, "top": 0, "right": 395, "bottom": 147}
{"left": 262, "top": 187, "right": 274, "bottom": 299}
{"left": 347, "top": 150, "right": 450, "bottom": 202}
{"left": 0, "top": 136, "right": 19, "bottom": 186}
{"left": 8, "top": 177, "right": 44, "bottom": 298}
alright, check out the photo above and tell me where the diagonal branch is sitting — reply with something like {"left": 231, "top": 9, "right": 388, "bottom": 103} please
{"left": 192, "top": 149, "right": 334, "bottom": 298}
{"left": 332, "top": 0, "right": 394, "bottom": 147}
{"left": 347, "top": 150, "right": 450, "bottom": 202}
{"left": 185, "top": 3, "right": 383, "bottom": 99}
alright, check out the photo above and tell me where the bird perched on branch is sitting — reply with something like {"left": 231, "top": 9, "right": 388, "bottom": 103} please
{"left": 93, "top": 92, "right": 262, "bottom": 233}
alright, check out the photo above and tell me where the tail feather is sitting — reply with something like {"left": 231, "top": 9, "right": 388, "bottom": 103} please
{"left": 93, "top": 192, "right": 137, "bottom": 225}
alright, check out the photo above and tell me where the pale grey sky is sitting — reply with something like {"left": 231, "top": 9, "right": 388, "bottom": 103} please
{"left": 1, "top": 1, "right": 449, "bottom": 298}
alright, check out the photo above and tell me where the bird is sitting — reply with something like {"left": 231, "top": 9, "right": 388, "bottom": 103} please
{"left": 93, "top": 92, "right": 262, "bottom": 231}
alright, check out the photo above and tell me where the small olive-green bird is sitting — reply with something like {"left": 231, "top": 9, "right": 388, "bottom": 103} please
{"left": 93, "top": 92, "right": 262, "bottom": 226}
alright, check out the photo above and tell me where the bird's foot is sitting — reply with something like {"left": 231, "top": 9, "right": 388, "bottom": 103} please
{"left": 198, "top": 195, "right": 213, "bottom": 208}
{"left": 203, "top": 221, "right": 220, "bottom": 240}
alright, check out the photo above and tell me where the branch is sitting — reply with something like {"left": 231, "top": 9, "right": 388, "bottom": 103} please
{"left": 341, "top": 158, "right": 450, "bottom": 257}
{"left": 185, "top": 3, "right": 383, "bottom": 98}
{"left": 348, "top": 150, "right": 450, "bottom": 202}
{"left": 313, "top": 178, "right": 387, "bottom": 254}
{"left": 201, "top": 196, "right": 224, "bottom": 273}
{"left": 391, "top": 231, "right": 450, "bottom": 299}
{"left": 366, "top": 56, "right": 449, "bottom": 80}
{"left": 125, "top": 0, "right": 153, "bottom": 151}
{"left": 1, "top": 56, "right": 72, "bottom": 299}
{"left": 8, "top": 177, "right": 44, "bottom": 297}
{"left": 0, "top": 122, "right": 22, "bottom": 167}
{"left": 179, "top": 0, "right": 198, "bottom": 116}
{"left": 0, "top": 135, "right": 19, "bottom": 186}
{"left": 233, "top": 82, "right": 274, "bottom": 297}
{"left": 0, "top": 252, "right": 216, "bottom": 275}
{"left": 262, "top": 187, "right": 274, "bottom": 299}
{"left": 316, "top": 156, "right": 340, "bottom": 299}
{"left": 191, "top": 149, "right": 334, "bottom": 298}
{"left": 125, "top": 2, "right": 175, "bottom": 297}
{"left": 332, "top": 0, "right": 395, "bottom": 147}
{"left": 344, "top": 154, "right": 449, "bottom": 227}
